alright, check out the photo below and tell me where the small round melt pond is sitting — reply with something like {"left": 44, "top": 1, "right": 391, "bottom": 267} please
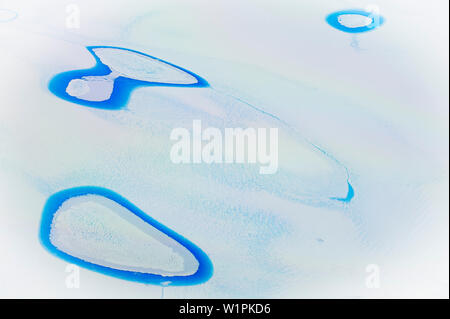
{"left": 0, "top": 9, "right": 17, "bottom": 22}
{"left": 326, "top": 10, "right": 384, "bottom": 33}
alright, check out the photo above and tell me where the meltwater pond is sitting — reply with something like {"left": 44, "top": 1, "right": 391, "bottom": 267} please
{"left": 48, "top": 46, "right": 208, "bottom": 109}
{"left": 326, "top": 9, "right": 384, "bottom": 33}
{"left": 40, "top": 186, "right": 213, "bottom": 285}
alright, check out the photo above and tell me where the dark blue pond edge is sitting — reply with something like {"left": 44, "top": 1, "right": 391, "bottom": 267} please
{"left": 326, "top": 9, "right": 385, "bottom": 33}
{"left": 39, "top": 186, "right": 214, "bottom": 286}
{"left": 48, "top": 46, "right": 209, "bottom": 110}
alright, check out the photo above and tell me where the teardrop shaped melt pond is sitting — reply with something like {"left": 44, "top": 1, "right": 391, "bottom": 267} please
{"left": 40, "top": 186, "right": 213, "bottom": 286}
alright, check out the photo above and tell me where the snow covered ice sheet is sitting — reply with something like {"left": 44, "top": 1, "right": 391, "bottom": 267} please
{"left": 0, "top": 0, "right": 448, "bottom": 298}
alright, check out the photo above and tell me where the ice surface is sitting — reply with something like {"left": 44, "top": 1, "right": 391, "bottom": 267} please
{"left": 337, "top": 14, "right": 373, "bottom": 28}
{"left": 66, "top": 79, "right": 91, "bottom": 97}
{"left": 65, "top": 77, "right": 115, "bottom": 101}
{"left": 49, "top": 194, "right": 199, "bottom": 276}
{"left": 0, "top": 0, "right": 448, "bottom": 298}
{"left": 140, "top": 87, "right": 351, "bottom": 202}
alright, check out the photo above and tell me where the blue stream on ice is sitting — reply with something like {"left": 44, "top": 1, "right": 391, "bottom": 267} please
{"left": 331, "top": 182, "right": 354, "bottom": 203}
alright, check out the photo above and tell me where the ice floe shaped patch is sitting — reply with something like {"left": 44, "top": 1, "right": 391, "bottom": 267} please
{"left": 40, "top": 186, "right": 213, "bottom": 285}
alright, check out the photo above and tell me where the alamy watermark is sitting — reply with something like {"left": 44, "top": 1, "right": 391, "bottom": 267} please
{"left": 65, "top": 264, "right": 80, "bottom": 288}
{"left": 366, "top": 5, "right": 381, "bottom": 29}
{"left": 170, "top": 120, "right": 279, "bottom": 174}
{"left": 365, "top": 264, "right": 380, "bottom": 289}
{"left": 65, "top": 4, "right": 80, "bottom": 29}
